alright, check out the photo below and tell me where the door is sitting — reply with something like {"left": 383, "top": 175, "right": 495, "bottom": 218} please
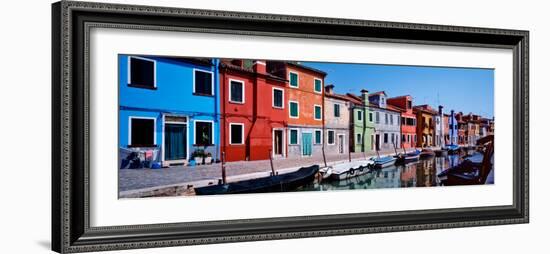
{"left": 338, "top": 135, "right": 344, "bottom": 154}
{"left": 375, "top": 134, "right": 380, "bottom": 151}
{"left": 165, "top": 123, "right": 187, "bottom": 160}
{"left": 302, "top": 133, "right": 312, "bottom": 156}
{"left": 273, "top": 130, "right": 283, "bottom": 156}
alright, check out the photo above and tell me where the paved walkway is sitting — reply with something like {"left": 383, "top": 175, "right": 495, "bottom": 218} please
{"left": 119, "top": 149, "right": 404, "bottom": 195}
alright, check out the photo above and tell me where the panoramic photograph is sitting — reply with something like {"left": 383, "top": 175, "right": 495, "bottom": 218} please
{"left": 118, "top": 55, "right": 495, "bottom": 198}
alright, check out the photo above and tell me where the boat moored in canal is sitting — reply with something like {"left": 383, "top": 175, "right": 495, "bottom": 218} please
{"left": 194, "top": 165, "right": 320, "bottom": 195}
{"left": 395, "top": 149, "right": 421, "bottom": 164}
{"left": 326, "top": 159, "right": 375, "bottom": 181}
{"left": 446, "top": 144, "right": 460, "bottom": 154}
{"left": 419, "top": 148, "right": 436, "bottom": 158}
{"left": 437, "top": 135, "right": 493, "bottom": 185}
{"left": 368, "top": 156, "right": 397, "bottom": 169}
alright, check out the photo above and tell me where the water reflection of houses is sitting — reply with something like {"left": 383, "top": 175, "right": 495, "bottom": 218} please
{"left": 415, "top": 159, "right": 437, "bottom": 187}
{"left": 369, "top": 167, "right": 401, "bottom": 189}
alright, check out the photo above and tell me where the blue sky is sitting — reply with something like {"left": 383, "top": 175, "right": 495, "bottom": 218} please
{"left": 302, "top": 62, "right": 494, "bottom": 118}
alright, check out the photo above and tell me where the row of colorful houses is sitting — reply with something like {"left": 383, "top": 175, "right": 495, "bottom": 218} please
{"left": 118, "top": 56, "right": 494, "bottom": 165}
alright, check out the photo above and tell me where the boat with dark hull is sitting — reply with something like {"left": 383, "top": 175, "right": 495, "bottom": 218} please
{"left": 368, "top": 156, "right": 397, "bottom": 169}
{"left": 194, "top": 165, "right": 320, "bottom": 195}
{"left": 395, "top": 150, "right": 421, "bottom": 164}
{"left": 419, "top": 148, "right": 436, "bottom": 158}
{"left": 446, "top": 144, "right": 460, "bottom": 154}
{"left": 437, "top": 135, "right": 494, "bottom": 186}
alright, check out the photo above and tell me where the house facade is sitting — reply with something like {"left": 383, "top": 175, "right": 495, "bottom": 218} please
{"left": 455, "top": 112, "right": 467, "bottom": 145}
{"left": 435, "top": 105, "right": 445, "bottom": 147}
{"left": 463, "top": 113, "right": 481, "bottom": 146}
{"left": 447, "top": 110, "right": 458, "bottom": 145}
{"left": 219, "top": 59, "right": 288, "bottom": 162}
{"left": 387, "top": 95, "right": 417, "bottom": 149}
{"left": 369, "top": 91, "right": 402, "bottom": 151}
{"left": 267, "top": 61, "right": 326, "bottom": 157}
{"left": 346, "top": 90, "right": 374, "bottom": 153}
{"left": 413, "top": 105, "right": 437, "bottom": 147}
{"left": 323, "top": 85, "right": 351, "bottom": 155}
{"left": 118, "top": 55, "right": 220, "bottom": 166}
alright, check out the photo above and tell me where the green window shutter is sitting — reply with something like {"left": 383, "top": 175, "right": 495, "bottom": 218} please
{"left": 334, "top": 104, "right": 340, "bottom": 117}
{"left": 290, "top": 130, "right": 298, "bottom": 144}
{"left": 289, "top": 72, "right": 298, "bottom": 87}
{"left": 315, "top": 131, "right": 321, "bottom": 144}
{"left": 290, "top": 102, "right": 298, "bottom": 117}
{"left": 314, "top": 79, "right": 322, "bottom": 92}
{"left": 315, "top": 106, "right": 322, "bottom": 119}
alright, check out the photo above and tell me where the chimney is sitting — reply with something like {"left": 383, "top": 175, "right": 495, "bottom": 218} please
{"left": 438, "top": 105, "right": 443, "bottom": 115}
{"left": 231, "top": 59, "right": 243, "bottom": 67}
{"left": 325, "top": 84, "right": 335, "bottom": 94}
{"left": 360, "top": 89, "right": 369, "bottom": 104}
{"left": 253, "top": 60, "right": 266, "bottom": 74}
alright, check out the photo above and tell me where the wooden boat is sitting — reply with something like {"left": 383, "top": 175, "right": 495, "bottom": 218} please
{"left": 328, "top": 159, "right": 374, "bottom": 181}
{"left": 395, "top": 150, "right": 421, "bottom": 164}
{"left": 419, "top": 148, "right": 436, "bottom": 158}
{"left": 194, "top": 165, "right": 319, "bottom": 195}
{"left": 437, "top": 135, "right": 493, "bottom": 185}
{"left": 368, "top": 156, "right": 397, "bottom": 169}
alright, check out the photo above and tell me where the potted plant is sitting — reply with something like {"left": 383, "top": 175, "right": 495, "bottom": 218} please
{"left": 191, "top": 149, "right": 205, "bottom": 165}
{"left": 204, "top": 152, "right": 213, "bottom": 165}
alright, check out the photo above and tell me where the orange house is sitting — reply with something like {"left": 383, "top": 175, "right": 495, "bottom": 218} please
{"left": 267, "top": 61, "right": 326, "bottom": 157}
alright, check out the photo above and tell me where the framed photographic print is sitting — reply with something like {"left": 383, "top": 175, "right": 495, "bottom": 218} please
{"left": 51, "top": 1, "right": 529, "bottom": 253}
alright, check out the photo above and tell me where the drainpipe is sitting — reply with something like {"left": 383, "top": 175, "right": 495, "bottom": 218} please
{"left": 214, "top": 59, "right": 220, "bottom": 161}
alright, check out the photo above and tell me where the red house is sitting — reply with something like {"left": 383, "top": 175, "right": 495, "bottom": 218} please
{"left": 219, "top": 59, "right": 288, "bottom": 162}
{"left": 387, "top": 95, "right": 417, "bottom": 149}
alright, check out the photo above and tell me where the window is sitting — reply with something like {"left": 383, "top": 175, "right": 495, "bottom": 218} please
{"left": 327, "top": 130, "right": 335, "bottom": 145}
{"left": 356, "top": 133, "right": 363, "bottom": 144}
{"left": 397, "top": 116, "right": 400, "bottom": 125}
{"left": 407, "top": 100, "right": 412, "bottom": 109}
{"left": 385, "top": 113, "right": 388, "bottom": 124}
{"left": 229, "top": 79, "right": 244, "bottom": 103}
{"left": 334, "top": 104, "right": 340, "bottom": 117}
{"left": 375, "top": 112, "right": 380, "bottom": 123}
{"left": 289, "top": 129, "right": 299, "bottom": 145}
{"left": 357, "top": 110, "right": 362, "bottom": 121}
{"left": 289, "top": 72, "right": 299, "bottom": 88}
{"left": 390, "top": 114, "right": 394, "bottom": 125}
{"left": 194, "top": 69, "right": 213, "bottom": 95}
{"left": 314, "top": 78, "right": 322, "bottom": 93}
{"left": 314, "top": 105, "right": 322, "bottom": 120}
{"left": 229, "top": 123, "right": 244, "bottom": 145}
{"left": 408, "top": 135, "right": 411, "bottom": 143}
{"left": 402, "top": 134, "right": 406, "bottom": 142}
{"left": 369, "top": 112, "right": 373, "bottom": 122}
{"left": 391, "top": 133, "right": 394, "bottom": 144}
{"left": 414, "top": 135, "right": 417, "bottom": 143}
{"left": 194, "top": 121, "right": 213, "bottom": 146}
{"left": 129, "top": 117, "right": 155, "bottom": 147}
{"left": 289, "top": 101, "right": 299, "bottom": 118}
{"left": 384, "top": 133, "right": 388, "bottom": 143}
{"left": 314, "top": 130, "right": 322, "bottom": 144}
{"left": 272, "top": 88, "right": 284, "bottom": 108}
{"left": 128, "top": 56, "right": 155, "bottom": 88}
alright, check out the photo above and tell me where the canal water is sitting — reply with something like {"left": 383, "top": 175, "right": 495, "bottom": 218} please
{"left": 299, "top": 153, "right": 494, "bottom": 192}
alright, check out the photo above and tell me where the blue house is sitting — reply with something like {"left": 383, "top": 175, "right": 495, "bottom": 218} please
{"left": 448, "top": 110, "right": 458, "bottom": 145}
{"left": 119, "top": 55, "right": 220, "bottom": 166}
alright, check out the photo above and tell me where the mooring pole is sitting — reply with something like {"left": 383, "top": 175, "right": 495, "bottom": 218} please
{"left": 221, "top": 152, "right": 227, "bottom": 185}
{"left": 322, "top": 145, "right": 327, "bottom": 168}
{"left": 269, "top": 149, "right": 276, "bottom": 176}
